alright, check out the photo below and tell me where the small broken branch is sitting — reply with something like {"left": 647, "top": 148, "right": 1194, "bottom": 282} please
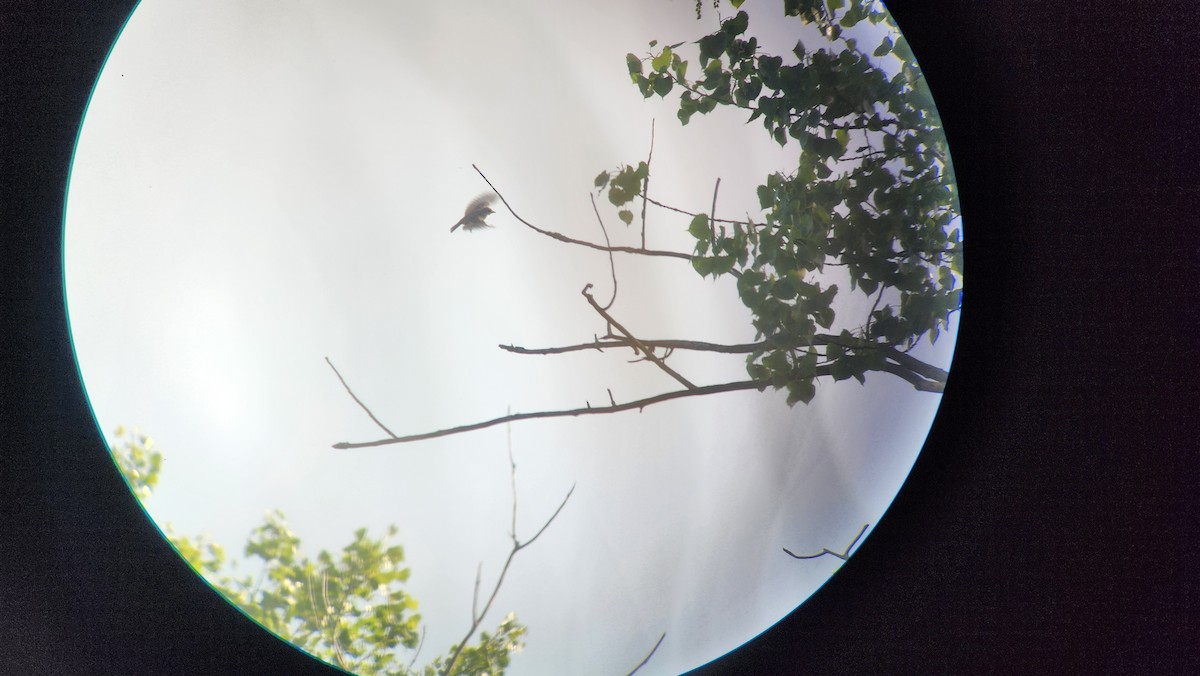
{"left": 782, "top": 524, "right": 870, "bottom": 562}
{"left": 581, "top": 284, "right": 697, "bottom": 390}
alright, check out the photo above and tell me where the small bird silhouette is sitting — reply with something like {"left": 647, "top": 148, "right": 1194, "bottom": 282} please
{"left": 450, "top": 193, "right": 498, "bottom": 232}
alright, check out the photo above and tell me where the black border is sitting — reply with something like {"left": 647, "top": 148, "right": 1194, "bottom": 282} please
{"left": 2, "top": 1, "right": 1195, "bottom": 674}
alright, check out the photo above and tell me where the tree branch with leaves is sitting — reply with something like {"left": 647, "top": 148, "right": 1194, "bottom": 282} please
{"left": 331, "top": 0, "right": 959, "bottom": 447}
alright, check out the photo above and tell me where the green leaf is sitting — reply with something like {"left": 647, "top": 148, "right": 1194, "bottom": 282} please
{"left": 626, "top": 53, "right": 642, "bottom": 77}
{"left": 723, "top": 11, "right": 750, "bottom": 37}
{"left": 688, "top": 214, "right": 711, "bottom": 240}
{"left": 692, "top": 256, "right": 716, "bottom": 277}
{"left": 730, "top": 0, "right": 746, "bottom": 7}
{"left": 593, "top": 171, "right": 609, "bottom": 189}
{"left": 618, "top": 209, "right": 633, "bottom": 225}
{"left": 873, "top": 36, "right": 894, "bottom": 57}
{"left": 652, "top": 73, "right": 673, "bottom": 97}
{"left": 786, "top": 377, "right": 816, "bottom": 406}
{"left": 698, "top": 32, "right": 730, "bottom": 62}
{"left": 652, "top": 46, "right": 673, "bottom": 73}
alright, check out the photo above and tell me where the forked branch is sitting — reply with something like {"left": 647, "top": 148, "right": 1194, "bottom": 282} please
{"left": 440, "top": 436, "right": 575, "bottom": 676}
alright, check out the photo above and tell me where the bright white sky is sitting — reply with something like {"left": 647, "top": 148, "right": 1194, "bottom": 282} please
{"left": 64, "top": 1, "right": 958, "bottom": 673}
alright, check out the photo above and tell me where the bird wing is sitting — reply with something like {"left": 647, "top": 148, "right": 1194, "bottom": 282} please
{"left": 462, "top": 192, "right": 497, "bottom": 217}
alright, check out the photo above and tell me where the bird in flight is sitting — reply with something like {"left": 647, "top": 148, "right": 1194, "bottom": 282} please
{"left": 450, "top": 193, "right": 498, "bottom": 232}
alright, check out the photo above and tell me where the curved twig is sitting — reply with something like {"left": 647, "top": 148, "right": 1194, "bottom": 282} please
{"left": 782, "top": 523, "right": 870, "bottom": 561}
{"left": 625, "top": 632, "right": 667, "bottom": 676}
{"left": 589, "top": 194, "right": 619, "bottom": 310}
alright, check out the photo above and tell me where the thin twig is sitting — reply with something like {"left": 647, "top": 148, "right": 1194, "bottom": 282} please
{"left": 625, "top": 632, "right": 667, "bottom": 676}
{"left": 782, "top": 524, "right": 870, "bottom": 561}
{"left": 589, "top": 193, "right": 619, "bottom": 311}
{"left": 581, "top": 284, "right": 696, "bottom": 390}
{"left": 709, "top": 177, "right": 721, "bottom": 241}
{"left": 641, "top": 119, "right": 655, "bottom": 249}
{"left": 324, "top": 357, "right": 397, "bottom": 439}
{"left": 332, "top": 380, "right": 767, "bottom": 449}
{"left": 472, "top": 164, "right": 692, "bottom": 262}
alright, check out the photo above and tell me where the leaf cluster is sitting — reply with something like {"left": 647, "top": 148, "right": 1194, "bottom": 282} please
{"left": 609, "top": 0, "right": 961, "bottom": 400}
{"left": 109, "top": 429, "right": 526, "bottom": 675}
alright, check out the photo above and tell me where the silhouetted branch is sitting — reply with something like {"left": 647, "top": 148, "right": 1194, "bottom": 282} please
{"left": 332, "top": 380, "right": 767, "bottom": 449}
{"left": 625, "top": 632, "right": 667, "bottom": 676}
{"left": 324, "top": 357, "right": 397, "bottom": 439}
{"left": 782, "top": 524, "right": 870, "bottom": 561}
{"left": 581, "top": 284, "right": 696, "bottom": 390}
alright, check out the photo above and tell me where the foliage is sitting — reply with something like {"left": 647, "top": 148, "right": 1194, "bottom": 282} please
{"left": 606, "top": 0, "right": 961, "bottom": 402}
{"left": 108, "top": 427, "right": 526, "bottom": 675}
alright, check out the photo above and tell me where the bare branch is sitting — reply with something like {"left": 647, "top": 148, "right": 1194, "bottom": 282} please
{"left": 625, "top": 632, "right": 668, "bottom": 676}
{"left": 782, "top": 524, "right": 870, "bottom": 561}
{"left": 472, "top": 164, "right": 693, "bottom": 262}
{"left": 589, "top": 194, "right": 619, "bottom": 311}
{"left": 581, "top": 284, "right": 697, "bottom": 390}
{"left": 324, "top": 357, "right": 397, "bottom": 439}
{"left": 332, "top": 380, "right": 766, "bottom": 449}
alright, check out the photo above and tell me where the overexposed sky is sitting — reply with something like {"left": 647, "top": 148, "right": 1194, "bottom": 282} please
{"left": 64, "top": 1, "right": 958, "bottom": 673}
